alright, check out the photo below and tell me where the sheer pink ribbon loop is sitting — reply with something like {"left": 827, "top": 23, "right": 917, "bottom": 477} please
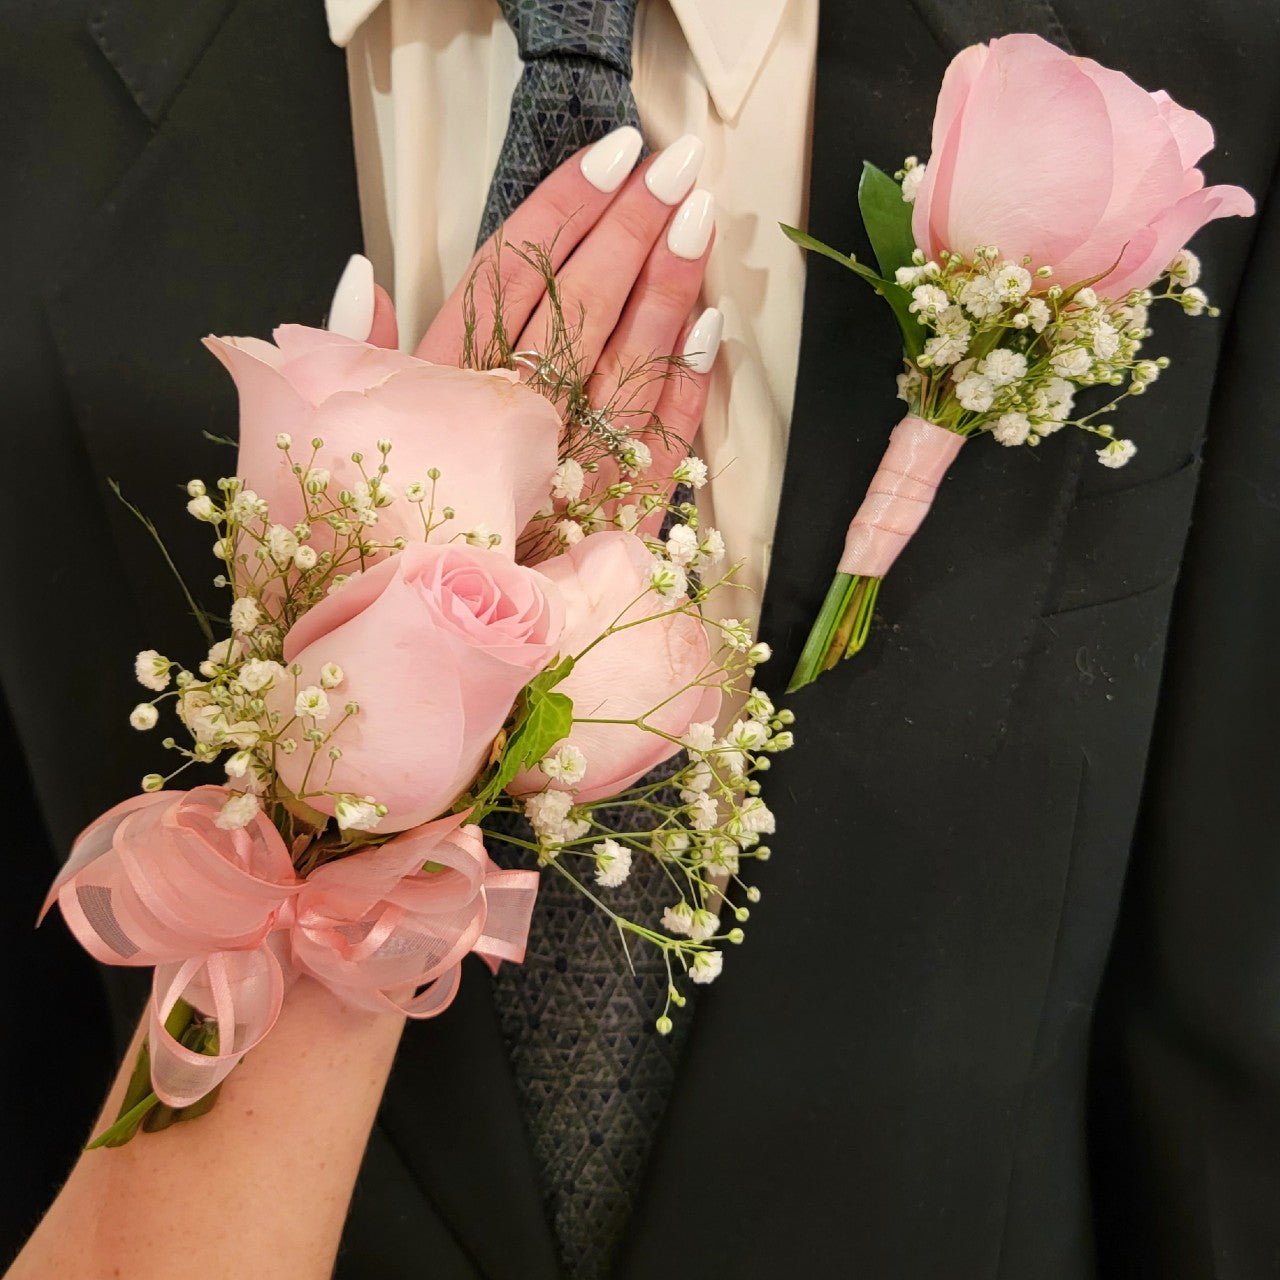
{"left": 44, "top": 789, "right": 538, "bottom": 1105}
{"left": 290, "top": 812, "right": 539, "bottom": 1018}
{"left": 838, "top": 416, "right": 965, "bottom": 578}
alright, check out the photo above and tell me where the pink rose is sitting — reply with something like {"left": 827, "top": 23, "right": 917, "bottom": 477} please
{"left": 513, "top": 531, "right": 721, "bottom": 804}
{"left": 204, "top": 325, "right": 560, "bottom": 558}
{"left": 912, "top": 34, "right": 1255, "bottom": 298}
{"left": 275, "top": 543, "right": 563, "bottom": 832}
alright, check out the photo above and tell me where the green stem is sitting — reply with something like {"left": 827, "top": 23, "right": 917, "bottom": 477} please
{"left": 787, "top": 572, "right": 883, "bottom": 692}
{"left": 84, "top": 999, "right": 199, "bottom": 1150}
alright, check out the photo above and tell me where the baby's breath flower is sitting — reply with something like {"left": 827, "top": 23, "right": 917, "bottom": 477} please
{"left": 665, "top": 524, "right": 699, "bottom": 567}
{"left": 224, "top": 749, "right": 253, "bottom": 779}
{"left": 698, "top": 528, "right": 726, "bottom": 566}
{"left": 1050, "top": 347, "right": 1092, "bottom": 379}
{"left": 662, "top": 902, "right": 695, "bottom": 936}
{"left": 592, "top": 839, "right": 632, "bottom": 888}
{"left": 1097, "top": 438, "right": 1137, "bottom": 468}
{"left": 1167, "top": 248, "right": 1201, "bottom": 287}
{"left": 199, "top": 638, "right": 239, "bottom": 677}
{"left": 720, "top": 618, "right": 752, "bottom": 652}
{"left": 979, "top": 349, "right": 1027, "bottom": 388}
{"left": 672, "top": 455, "right": 709, "bottom": 488}
{"left": 304, "top": 467, "right": 331, "bottom": 495}
{"left": 959, "top": 274, "right": 1002, "bottom": 319}
{"left": 551, "top": 458, "right": 586, "bottom": 501}
{"left": 265, "top": 524, "right": 299, "bottom": 562}
{"left": 238, "top": 658, "right": 283, "bottom": 692}
{"left": 1180, "top": 287, "right": 1208, "bottom": 316}
{"left": 319, "top": 663, "right": 344, "bottom": 690}
{"left": 618, "top": 439, "right": 652, "bottom": 477}
{"left": 739, "top": 796, "right": 777, "bottom": 835}
{"left": 555, "top": 519, "right": 585, "bottom": 547}
{"left": 648, "top": 559, "right": 688, "bottom": 600}
{"left": 689, "top": 909, "right": 720, "bottom": 943}
{"left": 334, "top": 795, "right": 384, "bottom": 832}
{"left": 215, "top": 791, "right": 261, "bottom": 831}
{"left": 1023, "top": 297, "right": 1051, "bottom": 332}
{"left": 294, "top": 686, "right": 331, "bottom": 720}
{"left": 135, "top": 649, "right": 171, "bottom": 692}
{"left": 541, "top": 743, "right": 587, "bottom": 787}
{"left": 129, "top": 703, "right": 158, "bottom": 731}
{"left": 187, "top": 494, "right": 217, "bottom": 521}
{"left": 899, "top": 158, "right": 926, "bottom": 203}
{"left": 230, "top": 596, "right": 261, "bottom": 634}
{"left": 955, "top": 372, "right": 996, "bottom": 412}
{"left": 464, "top": 524, "right": 500, "bottom": 548}
{"left": 293, "top": 545, "right": 318, "bottom": 571}
{"left": 992, "top": 260, "right": 1032, "bottom": 300}
{"left": 992, "top": 412, "right": 1031, "bottom": 447}
{"left": 689, "top": 949, "right": 724, "bottom": 984}
{"left": 687, "top": 792, "right": 719, "bottom": 830}
{"left": 525, "top": 789, "right": 573, "bottom": 840}
{"left": 909, "top": 283, "right": 950, "bottom": 320}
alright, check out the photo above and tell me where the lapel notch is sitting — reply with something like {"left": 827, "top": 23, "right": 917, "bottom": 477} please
{"left": 89, "top": 0, "right": 239, "bottom": 127}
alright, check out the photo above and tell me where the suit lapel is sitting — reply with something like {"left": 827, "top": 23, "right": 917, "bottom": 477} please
{"left": 41, "top": 0, "right": 559, "bottom": 1271}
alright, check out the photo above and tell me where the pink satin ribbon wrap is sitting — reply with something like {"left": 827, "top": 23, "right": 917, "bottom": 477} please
{"left": 837, "top": 416, "right": 965, "bottom": 579}
{"left": 41, "top": 786, "right": 537, "bottom": 1107}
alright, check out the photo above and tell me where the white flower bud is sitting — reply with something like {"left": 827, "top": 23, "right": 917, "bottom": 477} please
{"left": 129, "top": 704, "right": 159, "bottom": 731}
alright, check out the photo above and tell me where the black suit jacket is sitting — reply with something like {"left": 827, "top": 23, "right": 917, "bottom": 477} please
{"left": 2, "top": 0, "right": 1278, "bottom": 1276}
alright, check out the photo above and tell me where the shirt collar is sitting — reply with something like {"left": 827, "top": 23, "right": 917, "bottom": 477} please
{"left": 325, "top": 0, "right": 789, "bottom": 123}
{"left": 667, "top": 0, "right": 789, "bottom": 122}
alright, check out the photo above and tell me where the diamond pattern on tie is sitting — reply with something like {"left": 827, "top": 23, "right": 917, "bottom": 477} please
{"left": 477, "top": 0, "right": 642, "bottom": 245}
{"left": 487, "top": 764, "right": 694, "bottom": 1280}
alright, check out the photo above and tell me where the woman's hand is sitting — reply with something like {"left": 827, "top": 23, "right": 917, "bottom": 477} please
{"left": 331, "top": 126, "right": 723, "bottom": 490}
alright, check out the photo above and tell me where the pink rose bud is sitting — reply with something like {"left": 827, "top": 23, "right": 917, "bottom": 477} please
{"left": 203, "top": 325, "right": 561, "bottom": 562}
{"left": 274, "top": 543, "right": 564, "bottom": 832}
{"left": 911, "top": 33, "right": 1255, "bottom": 299}
{"left": 512, "top": 531, "right": 721, "bottom": 804}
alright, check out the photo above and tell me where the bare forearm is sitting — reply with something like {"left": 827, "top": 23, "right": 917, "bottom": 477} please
{"left": 7, "top": 977, "right": 403, "bottom": 1280}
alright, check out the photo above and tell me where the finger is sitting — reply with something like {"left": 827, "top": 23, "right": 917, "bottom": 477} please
{"left": 415, "top": 126, "right": 644, "bottom": 364}
{"left": 327, "top": 254, "right": 378, "bottom": 340}
{"left": 367, "top": 284, "right": 399, "bottom": 349}
{"left": 591, "top": 189, "right": 716, "bottom": 431}
{"left": 516, "top": 134, "right": 706, "bottom": 371}
{"left": 637, "top": 305, "right": 723, "bottom": 537}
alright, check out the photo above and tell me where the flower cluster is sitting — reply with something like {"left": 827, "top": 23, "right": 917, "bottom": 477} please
{"left": 893, "top": 174, "right": 1214, "bottom": 469}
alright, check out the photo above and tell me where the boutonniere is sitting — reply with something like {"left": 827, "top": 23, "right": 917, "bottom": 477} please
{"left": 784, "top": 32, "right": 1255, "bottom": 691}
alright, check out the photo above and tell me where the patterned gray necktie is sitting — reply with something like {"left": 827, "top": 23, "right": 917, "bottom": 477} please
{"left": 477, "top": 0, "right": 643, "bottom": 244}
{"left": 479, "top": 4, "right": 694, "bottom": 1277}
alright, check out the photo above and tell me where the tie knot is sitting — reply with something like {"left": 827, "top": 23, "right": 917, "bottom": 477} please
{"left": 499, "top": 0, "right": 638, "bottom": 79}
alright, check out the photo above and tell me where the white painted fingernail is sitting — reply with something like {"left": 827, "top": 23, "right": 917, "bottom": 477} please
{"left": 580, "top": 125, "right": 644, "bottom": 193}
{"left": 328, "top": 254, "right": 375, "bottom": 339}
{"left": 667, "top": 189, "right": 715, "bottom": 260}
{"left": 682, "top": 306, "right": 724, "bottom": 374}
{"left": 645, "top": 134, "right": 705, "bottom": 205}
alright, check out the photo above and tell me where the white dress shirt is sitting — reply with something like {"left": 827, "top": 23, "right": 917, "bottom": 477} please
{"left": 325, "top": 0, "right": 818, "bottom": 629}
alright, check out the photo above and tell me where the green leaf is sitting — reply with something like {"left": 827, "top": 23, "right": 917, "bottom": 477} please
{"left": 465, "top": 657, "right": 577, "bottom": 814}
{"left": 780, "top": 222, "right": 925, "bottom": 359}
{"left": 858, "top": 161, "right": 918, "bottom": 278}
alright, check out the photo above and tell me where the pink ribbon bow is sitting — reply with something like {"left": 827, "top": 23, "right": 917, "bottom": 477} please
{"left": 41, "top": 786, "right": 538, "bottom": 1108}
